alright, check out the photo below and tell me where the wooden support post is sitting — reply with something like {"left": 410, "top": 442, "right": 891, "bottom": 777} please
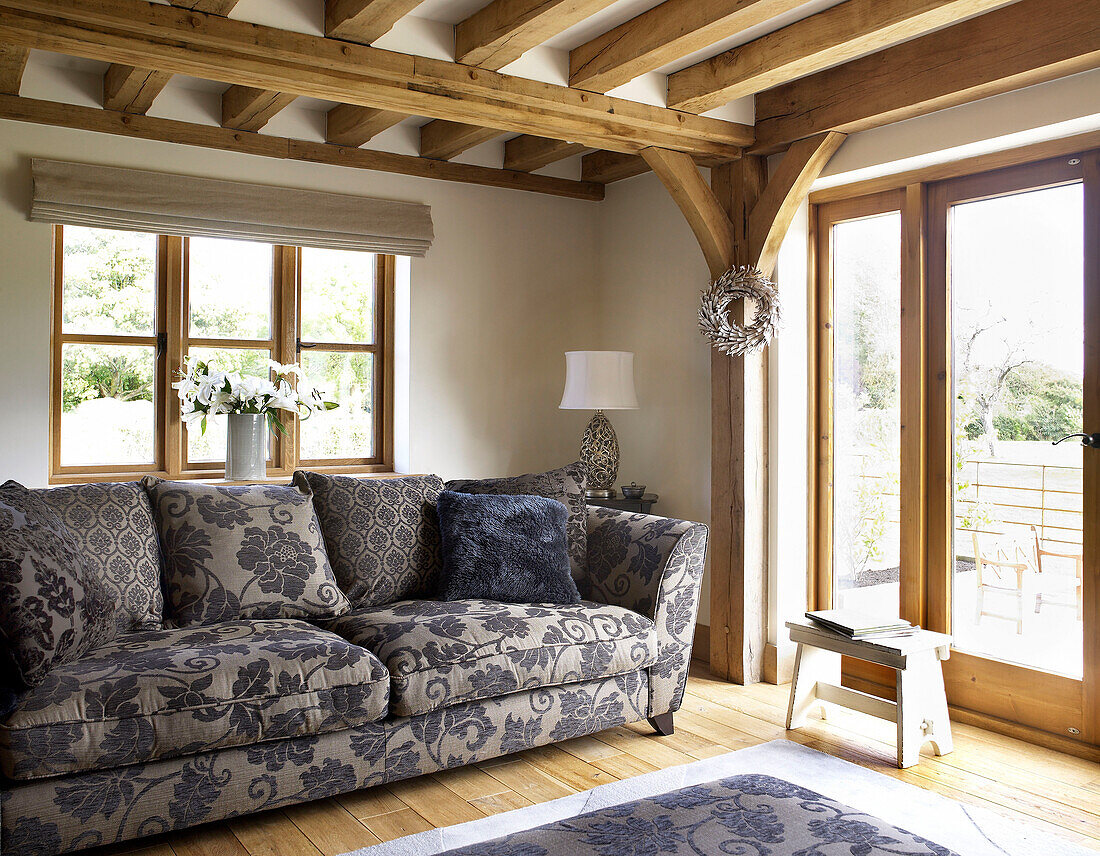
{"left": 710, "top": 156, "right": 768, "bottom": 685}
{"left": 643, "top": 134, "right": 845, "bottom": 685}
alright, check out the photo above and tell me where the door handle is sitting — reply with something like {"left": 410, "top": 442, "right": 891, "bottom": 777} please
{"left": 1052, "top": 432, "right": 1100, "bottom": 448}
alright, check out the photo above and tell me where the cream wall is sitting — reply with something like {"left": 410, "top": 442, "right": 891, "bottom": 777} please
{"left": 0, "top": 119, "right": 600, "bottom": 487}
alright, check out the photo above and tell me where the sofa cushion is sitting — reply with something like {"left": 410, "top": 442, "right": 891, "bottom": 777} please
{"left": 0, "top": 482, "right": 119, "bottom": 689}
{"left": 436, "top": 491, "right": 580, "bottom": 605}
{"left": 326, "top": 599, "right": 656, "bottom": 717}
{"left": 293, "top": 472, "right": 444, "bottom": 608}
{"left": 446, "top": 462, "right": 587, "bottom": 581}
{"left": 143, "top": 478, "right": 350, "bottom": 627}
{"left": 0, "top": 619, "right": 389, "bottom": 781}
{"left": 32, "top": 482, "right": 164, "bottom": 632}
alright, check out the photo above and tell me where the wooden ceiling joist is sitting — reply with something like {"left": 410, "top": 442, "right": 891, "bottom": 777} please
{"left": 668, "top": 0, "right": 1019, "bottom": 113}
{"left": 100, "top": 0, "right": 241, "bottom": 117}
{"left": 0, "top": 93, "right": 605, "bottom": 201}
{"left": 0, "top": 0, "right": 751, "bottom": 159}
{"left": 421, "top": 0, "right": 621, "bottom": 165}
{"left": 456, "top": 0, "right": 619, "bottom": 69}
{"left": 325, "top": 0, "right": 422, "bottom": 44}
{"left": 221, "top": 85, "right": 297, "bottom": 132}
{"left": 754, "top": 0, "right": 1100, "bottom": 153}
{"left": 0, "top": 43, "right": 27, "bottom": 95}
{"left": 102, "top": 64, "right": 171, "bottom": 113}
{"left": 504, "top": 136, "right": 587, "bottom": 173}
{"left": 581, "top": 150, "right": 650, "bottom": 184}
{"left": 420, "top": 120, "right": 501, "bottom": 161}
{"left": 325, "top": 103, "right": 405, "bottom": 146}
{"left": 174, "top": 0, "right": 240, "bottom": 13}
{"left": 568, "top": 0, "right": 806, "bottom": 93}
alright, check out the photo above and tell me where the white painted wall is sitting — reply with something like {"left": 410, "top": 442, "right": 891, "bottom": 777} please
{"left": 0, "top": 119, "right": 600, "bottom": 487}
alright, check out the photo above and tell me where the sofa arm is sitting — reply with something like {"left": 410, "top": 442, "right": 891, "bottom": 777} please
{"left": 584, "top": 506, "right": 708, "bottom": 718}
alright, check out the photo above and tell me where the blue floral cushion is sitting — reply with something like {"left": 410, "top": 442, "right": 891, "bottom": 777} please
{"left": 0, "top": 619, "right": 389, "bottom": 781}
{"left": 143, "top": 478, "right": 350, "bottom": 627}
{"left": 326, "top": 598, "right": 656, "bottom": 716}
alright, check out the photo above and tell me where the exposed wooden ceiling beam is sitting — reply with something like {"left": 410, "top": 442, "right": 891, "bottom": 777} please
{"left": 0, "top": 0, "right": 751, "bottom": 159}
{"left": 420, "top": 120, "right": 501, "bottom": 161}
{"left": 456, "top": 0, "right": 619, "bottom": 69}
{"left": 0, "top": 93, "right": 605, "bottom": 201}
{"left": 0, "top": 43, "right": 27, "bottom": 95}
{"left": 581, "top": 150, "right": 650, "bottom": 184}
{"left": 569, "top": 0, "right": 806, "bottom": 93}
{"left": 325, "top": 104, "right": 405, "bottom": 146}
{"left": 754, "top": 0, "right": 1100, "bottom": 153}
{"left": 421, "top": 0, "right": 619, "bottom": 164}
{"left": 174, "top": 0, "right": 240, "bottom": 13}
{"left": 221, "top": 85, "right": 297, "bottom": 132}
{"left": 102, "top": 64, "right": 172, "bottom": 113}
{"left": 101, "top": 0, "right": 241, "bottom": 116}
{"left": 504, "top": 136, "right": 587, "bottom": 173}
{"left": 325, "top": 0, "right": 422, "bottom": 44}
{"left": 668, "top": 0, "right": 1019, "bottom": 113}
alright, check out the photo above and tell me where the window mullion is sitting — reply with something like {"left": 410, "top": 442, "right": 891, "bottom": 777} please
{"left": 163, "top": 236, "right": 185, "bottom": 479}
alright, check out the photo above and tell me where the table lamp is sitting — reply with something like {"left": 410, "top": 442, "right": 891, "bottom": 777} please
{"left": 559, "top": 351, "right": 639, "bottom": 498}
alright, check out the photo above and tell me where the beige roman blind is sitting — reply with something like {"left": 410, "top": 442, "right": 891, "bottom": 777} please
{"left": 30, "top": 159, "right": 434, "bottom": 256}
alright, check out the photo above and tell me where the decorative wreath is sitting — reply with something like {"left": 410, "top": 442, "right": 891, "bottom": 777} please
{"left": 698, "top": 264, "right": 780, "bottom": 357}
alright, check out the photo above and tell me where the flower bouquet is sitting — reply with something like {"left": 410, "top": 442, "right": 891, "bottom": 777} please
{"left": 174, "top": 359, "right": 337, "bottom": 478}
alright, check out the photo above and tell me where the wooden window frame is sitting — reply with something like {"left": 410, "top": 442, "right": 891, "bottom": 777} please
{"left": 49, "top": 227, "right": 395, "bottom": 484}
{"left": 810, "top": 140, "right": 1100, "bottom": 758}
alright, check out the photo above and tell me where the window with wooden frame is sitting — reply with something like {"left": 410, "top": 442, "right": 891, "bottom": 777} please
{"left": 810, "top": 139, "right": 1100, "bottom": 756}
{"left": 50, "top": 225, "right": 394, "bottom": 483}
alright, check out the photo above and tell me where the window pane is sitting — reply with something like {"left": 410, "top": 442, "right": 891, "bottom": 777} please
{"left": 62, "top": 226, "right": 156, "bottom": 335}
{"left": 830, "top": 212, "right": 902, "bottom": 618}
{"left": 950, "top": 183, "right": 1083, "bottom": 678}
{"left": 60, "top": 343, "right": 155, "bottom": 466}
{"left": 299, "top": 351, "right": 374, "bottom": 460}
{"left": 184, "top": 347, "right": 272, "bottom": 463}
{"left": 188, "top": 237, "right": 272, "bottom": 340}
{"left": 300, "top": 248, "right": 376, "bottom": 344}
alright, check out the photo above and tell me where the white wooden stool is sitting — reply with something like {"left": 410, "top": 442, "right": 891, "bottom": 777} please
{"left": 785, "top": 619, "right": 954, "bottom": 768}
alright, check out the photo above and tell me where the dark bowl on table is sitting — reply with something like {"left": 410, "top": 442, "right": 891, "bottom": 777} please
{"left": 621, "top": 484, "right": 646, "bottom": 499}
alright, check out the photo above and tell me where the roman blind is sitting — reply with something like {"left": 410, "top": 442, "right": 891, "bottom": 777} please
{"left": 30, "top": 159, "right": 434, "bottom": 256}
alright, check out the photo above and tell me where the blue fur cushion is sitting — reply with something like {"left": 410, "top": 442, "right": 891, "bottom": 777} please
{"left": 435, "top": 491, "right": 581, "bottom": 605}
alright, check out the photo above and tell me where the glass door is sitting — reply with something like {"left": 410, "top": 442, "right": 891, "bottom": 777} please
{"left": 928, "top": 155, "right": 1097, "bottom": 743}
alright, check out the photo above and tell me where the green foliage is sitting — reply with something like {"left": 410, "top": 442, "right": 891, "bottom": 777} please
{"left": 62, "top": 346, "right": 153, "bottom": 410}
{"left": 987, "top": 363, "right": 1082, "bottom": 441}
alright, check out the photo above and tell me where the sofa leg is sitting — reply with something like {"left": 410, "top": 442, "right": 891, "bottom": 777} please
{"left": 648, "top": 712, "right": 674, "bottom": 736}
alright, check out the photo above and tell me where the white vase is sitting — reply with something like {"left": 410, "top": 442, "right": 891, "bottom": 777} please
{"left": 226, "top": 413, "right": 267, "bottom": 481}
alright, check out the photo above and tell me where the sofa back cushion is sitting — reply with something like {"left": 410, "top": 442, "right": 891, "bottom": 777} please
{"left": 143, "top": 478, "right": 350, "bottom": 627}
{"left": 293, "top": 472, "right": 444, "bottom": 608}
{"left": 0, "top": 482, "right": 118, "bottom": 687}
{"left": 446, "top": 462, "right": 587, "bottom": 580}
{"left": 32, "top": 482, "right": 164, "bottom": 632}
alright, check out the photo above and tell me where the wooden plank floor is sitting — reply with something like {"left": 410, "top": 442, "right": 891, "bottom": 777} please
{"left": 90, "top": 664, "right": 1100, "bottom": 856}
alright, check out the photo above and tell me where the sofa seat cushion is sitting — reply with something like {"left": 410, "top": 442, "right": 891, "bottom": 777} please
{"left": 326, "top": 599, "right": 657, "bottom": 717}
{"left": 0, "top": 619, "right": 389, "bottom": 781}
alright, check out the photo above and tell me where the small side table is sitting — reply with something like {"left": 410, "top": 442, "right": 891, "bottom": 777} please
{"left": 785, "top": 619, "right": 954, "bottom": 768}
{"left": 586, "top": 493, "right": 658, "bottom": 514}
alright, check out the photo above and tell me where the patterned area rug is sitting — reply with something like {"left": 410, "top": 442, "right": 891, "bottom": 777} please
{"left": 342, "top": 740, "right": 1098, "bottom": 856}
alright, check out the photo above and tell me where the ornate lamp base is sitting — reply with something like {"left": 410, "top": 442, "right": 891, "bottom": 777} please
{"left": 580, "top": 409, "right": 619, "bottom": 499}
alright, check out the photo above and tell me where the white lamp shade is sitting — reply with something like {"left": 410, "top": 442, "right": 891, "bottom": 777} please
{"left": 559, "top": 351, "right": 639, "bottom": 410}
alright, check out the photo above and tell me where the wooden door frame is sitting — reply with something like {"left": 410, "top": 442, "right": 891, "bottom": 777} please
{"left": 927, "top": 154, "right": 1093, "bottom": 747}
{"left": 811, "top": 147, "right": 1100, "bottom": 756}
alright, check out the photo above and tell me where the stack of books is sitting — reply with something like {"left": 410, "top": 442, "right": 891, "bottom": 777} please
{"left": 806, "top": 609, "right": 918, "bottom": 640}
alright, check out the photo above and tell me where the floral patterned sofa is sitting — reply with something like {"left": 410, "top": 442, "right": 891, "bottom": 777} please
{"left": 0, "top": 477, "right": 708, "bottom": 856}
